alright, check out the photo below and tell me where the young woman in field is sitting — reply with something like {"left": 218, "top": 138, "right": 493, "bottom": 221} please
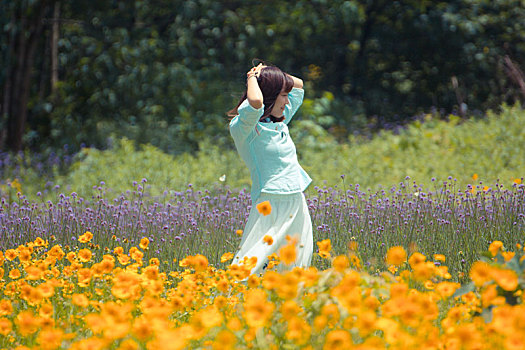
{"left": 228, "top": 62, "right": 313, "bottom": 275}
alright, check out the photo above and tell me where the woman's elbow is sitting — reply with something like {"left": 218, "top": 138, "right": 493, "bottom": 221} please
{"left": 248, "top": 98, "right": 264, "bottom": 109}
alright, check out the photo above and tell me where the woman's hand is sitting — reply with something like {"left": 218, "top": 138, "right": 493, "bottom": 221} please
{"left": 247, "top": 63, "right": 266, "bottom": 80}
{"left": 246, "top": 63, "right": 265, "bottom": 109}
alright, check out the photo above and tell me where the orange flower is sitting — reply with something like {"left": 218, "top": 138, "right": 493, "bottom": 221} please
{"left": 279, "top": 242, "right": 297, "bottom": 265}
{"left": 488, "top": 241, "right": 503, "bottom": 257}
{"left": 5, "top": 249, "right": 17, "bottom": 261}
{"left": 263, "top": 235, "right": 274, "bottom": 245}
{"left": 77, "top": 268, "right": 92, "bottom": 287}
{"left": 408, "top": 252, "right": 426, "bottom": 268}
{"left": 221, "top": 252, "right": 234, "bottom": 263}
{"left": 317, "top": 239, "right": 332, "bottom": 259}
{"left": 470, "top": 261, "right": 493, "bottom": 287}
{"left": 472, "top": 174, "right": 478, "bottom": 180}
{"left": 256, "top": 200, "right": 272, "bottom": 216}
{"left": 235, "top": 229, "right": 243, "bottom": 236}
{"left": 0, "top": 317, "right": 11, "bottom": 336}
{"left": 78, "top": 231, "right": 93, "bottom": 243}
{"left": 435, "top": 282, "right": 461, "bottom": 298}
{"left": 386, "top": 246, "right": 407, "bottom": 266}
{"left": 0, "top": 300, "right": 13, "bottom": 317}
{"left": 332, "top": 255, "right": 349, "bottom": 272}
{"left": 514, "top": 178, "right": 522, "bottom": 185}
{"left": 72, "top": 293, "right": 89, "bottom": 308}
{"left": 16, "top": 310, "right": 39, "bottom": 336}
{"left": 213, "top": 330, "right": 236, "bottom": 350}
{"left": 434, "top": 254, "right": 446, "bottom": 262}
{"left": 139, "top": 237, "right": 149, "bottom": 250}
{"left": 8, "top": 269, "right": 21, "bottom": 280}
{"left": 242, "top": 289, "right": 274, "bottom": 328}
{"left": 324, "top": 329, "right": 352, "bottom": 349}
{"left": 77, "top": 249, "right": 92, "bottom": 263}
{"left": 492, "top": 268, "right": 518, "bottom": 291}
{"left": 190, "top": 254, "right": 209, "bottom": 272}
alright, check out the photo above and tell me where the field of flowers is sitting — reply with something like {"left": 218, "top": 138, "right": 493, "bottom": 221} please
{"left": 0, "top": 177, "right": 523, "bottom": 348}
{"left": 0, "top": 105, "right": 523, "bottom": 348}
{"left": 1, "top": 178, "right": 523, "bottom": 278}
{"left": 0, "top": 232, "right": 524, "bottom": 349}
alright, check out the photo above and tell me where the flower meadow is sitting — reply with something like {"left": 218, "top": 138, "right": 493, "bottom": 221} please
{"left": 0, "top": 233, "right": 524, "bottom": 349}
{"left": 1, "top": 178, "right": 523, "bottom": 277}
{"left": 0, "top": 177, "right": 523, "bottom": 349}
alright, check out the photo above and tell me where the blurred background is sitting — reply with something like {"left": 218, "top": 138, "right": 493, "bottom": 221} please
{"left": 1, "top": 0, "right": 524, "bottom": 197}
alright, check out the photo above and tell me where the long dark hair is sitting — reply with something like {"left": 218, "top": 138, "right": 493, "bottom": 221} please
{"left": 228, "top": 65, "right": 294, "bottom": 121}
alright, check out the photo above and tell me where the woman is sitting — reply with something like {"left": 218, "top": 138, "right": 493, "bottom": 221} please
{"left": 228, "top": 63, "right": 313, "bottom": 275}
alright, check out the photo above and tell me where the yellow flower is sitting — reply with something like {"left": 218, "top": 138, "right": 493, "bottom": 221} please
{"left": 213, "top": 330, "right": 236, "bottom": 350}
{"left": 332, "top": 255, "right": 349, "bottom": 272}
{"left": 33, "top": 237, "right": 47, "bottom": 247}
{"left": 114, "top": 246, "right": 124, "bottom": 255}
{"left": 77, "top": 249, "right": 92, "bottom": 263}
{"left": 513, "top": 178, "right": 522, "bottom": 185}
{"left": 5, "top": 249, "right": 17, "bottom": 261}
{"left": 317, "top": 239, "right": 332, "bottom": 258}
{"left": 0, "top": 300, "right": 13, "bottom": 317}
{"left": 247, "top": 274, "right": 260, "bottom": 288}
{"left": 8, "top": 269, "right": 21, "bottom": 280}
{"left": 116, "top": 339, "right": 139, "bottom": 350}
{"left": 434, "top": 254, "right": 446, "bottom": 262}
{"left": 221, "top": 252, "right": 234, "bottom": 263}
{"left": 139, "top": 237, "right": 149, "bottom": 250}
{"left": 72, "top": 293, "right": 89, "bottom": 308}
{"left": 492, "top": 268, "right": 518, "bottom": 291}
{"left": 235, "top": 229, "right": 243, "bottom": 236}
{"left": 263, "top": 235, "right": 274, "bottom": 245}
{"left": 470, "top": 261, "right": 493, "bottom": 287}
{"left": 242, "top": 289, "right": 274, "bottom": 328}
{"left": 387, "top": 246, "right": 407, "bottom": 266}
{"left": 0, "top": 317, "right": 12, "bottom": 336}
{"left": 132, "top": 316, "right": 153, "bottom": 341}
{"left": 256, "top": 200, "right": 272, "bottom": 216}
{"left": 16, "top": 310, "right": 39, "bottom": 336}
{"left": 323, "top": 329, "right": 352, "bottom": 350}
{"left": 191, "top": 254, "right": 209, "bottom": 272}
{"left": 408, "top": 252, "right": 426, "bottom": 268}
{"left": 78, "top": 231, "right": 93, "bottom": 243}
{"left": 77, "top": 268, "right": 92, "bottom": 287}
{"left": 435, "top": 282, "right": 461, "bottom": 298}
{"left": 488, "top": 240, "right": 503, "bottom": 256}
{"left": 279, "top": 242, "right": 297, "bottom": 265}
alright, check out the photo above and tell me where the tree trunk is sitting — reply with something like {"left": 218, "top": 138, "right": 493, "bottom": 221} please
{"left": 51, "top": 1, "right": 60, "bottom": 94}
{"left": 4, "top": 0, "right": 50, "bottom": 152}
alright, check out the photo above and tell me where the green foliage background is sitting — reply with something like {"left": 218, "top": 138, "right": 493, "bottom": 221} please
{"left": 1, "top": 0, "right": 524, "bottom": 154}
{"left": 3, "top": 104, "right": 523, "bottom": 200}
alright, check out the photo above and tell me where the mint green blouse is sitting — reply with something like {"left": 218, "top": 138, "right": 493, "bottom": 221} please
{"left": 229, "top": 88, "right": 312, "bottom": 201}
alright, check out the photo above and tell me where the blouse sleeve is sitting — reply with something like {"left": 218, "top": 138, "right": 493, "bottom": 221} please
{"left": 283, "top": 87, "right": 305, "bottom": 125}
{"left": 229, "top": 99, "right": 264, "bottom": 141}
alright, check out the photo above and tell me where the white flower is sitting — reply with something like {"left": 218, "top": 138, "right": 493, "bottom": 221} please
{"left": 219, "top": 174, "right": 226, "bottom": 182}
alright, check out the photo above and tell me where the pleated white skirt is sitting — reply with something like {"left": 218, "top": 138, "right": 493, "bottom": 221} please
{"left": 233, "top": 192, "right": 313, "bottom": 275}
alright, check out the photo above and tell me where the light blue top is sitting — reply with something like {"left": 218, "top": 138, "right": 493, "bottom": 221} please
{"left": 229, "top": 87, "right": 312, "bottom": 201}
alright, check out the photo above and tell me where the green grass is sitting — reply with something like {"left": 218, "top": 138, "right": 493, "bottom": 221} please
{"left": 1, "top": 104, "right": 523, "bottom": 200}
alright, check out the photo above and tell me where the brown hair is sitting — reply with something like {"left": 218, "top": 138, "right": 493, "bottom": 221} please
{"left": 228, "top": 65, "right": 294, "bottom": 121}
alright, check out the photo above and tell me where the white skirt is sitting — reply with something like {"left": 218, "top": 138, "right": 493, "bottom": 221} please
{"left": 233, "top": 192, "right": 313, "bottom": 275}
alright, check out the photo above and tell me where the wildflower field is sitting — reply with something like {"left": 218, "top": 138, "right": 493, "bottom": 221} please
{"left": 0, "top": 106, "right": 524, "bottom": 349}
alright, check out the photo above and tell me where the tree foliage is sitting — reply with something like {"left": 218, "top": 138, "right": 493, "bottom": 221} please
{"left": 1, "top": 0, "right": 524, "bottom": 153}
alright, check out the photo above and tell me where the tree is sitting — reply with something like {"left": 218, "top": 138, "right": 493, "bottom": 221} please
{"left": 1, "top": 0, "right": 56, "bottom": 152}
